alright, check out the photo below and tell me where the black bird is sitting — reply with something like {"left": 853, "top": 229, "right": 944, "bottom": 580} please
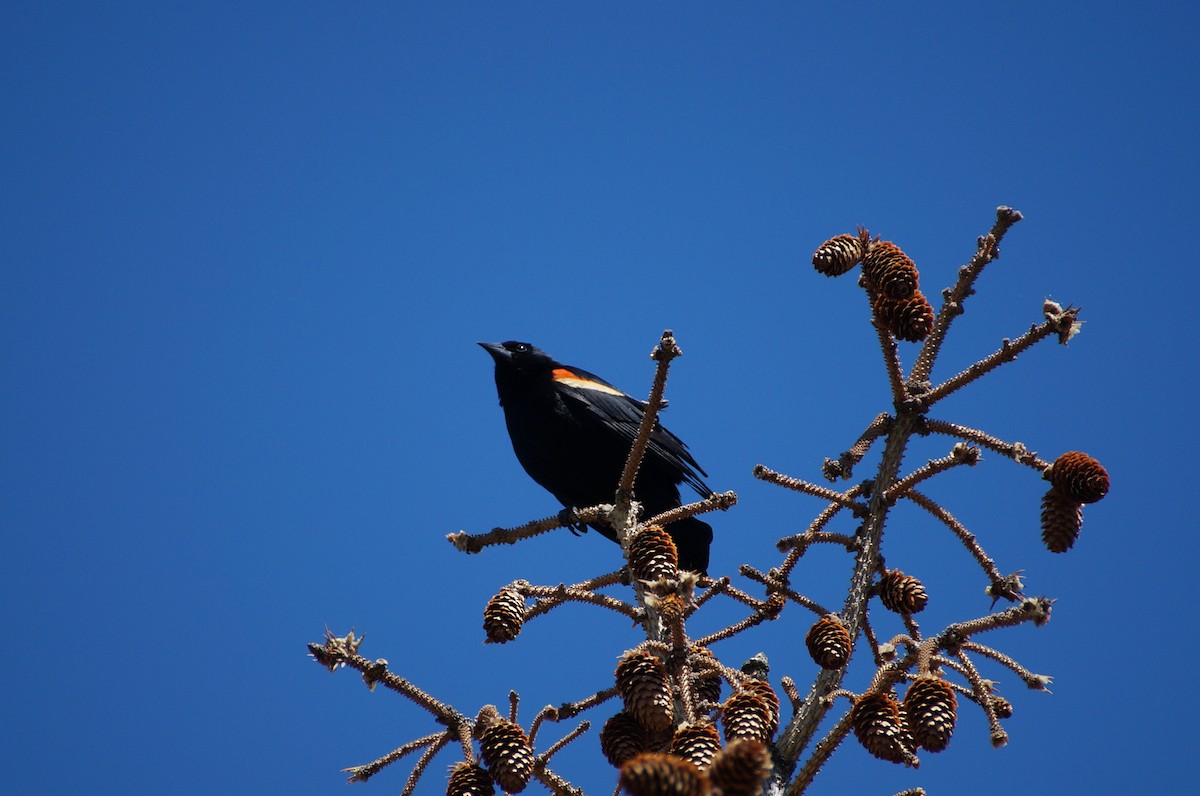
{"left": 480, "top": 341, "right": 714, "bottom": 574}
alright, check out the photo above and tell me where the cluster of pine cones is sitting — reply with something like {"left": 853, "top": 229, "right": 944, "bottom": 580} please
{"left": 1040, "top": 451, "right": 1110, "bottom": 552}
{"left": 812, "top": 229, "right": 935, "bottom": 342}
{"left": 602, "top": 648, "right": 778, "bottom": 796}
{"left": 848, "top": 675, "right": 960, "bottom": 766}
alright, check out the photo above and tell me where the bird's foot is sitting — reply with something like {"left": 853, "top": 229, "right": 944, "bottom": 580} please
{"left": 558, "top": 507, "right": 589, "bottom": 536}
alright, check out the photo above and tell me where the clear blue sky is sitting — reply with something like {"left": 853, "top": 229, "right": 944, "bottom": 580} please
{"left": 3, "top": 3, "right": 1195, "bottom": 794}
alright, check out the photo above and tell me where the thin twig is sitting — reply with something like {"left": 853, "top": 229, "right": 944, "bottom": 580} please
{"left": 776, "top": 514, "right": 862, "bottom": 580}
{"left": 870, "top": 296, "right": 908, "bottom": 405}
{"left": 773, "top": 480, "right": 870, "bottom": 580}
{"left": 960, "top": 640, "right": 1053, "bottom": 692}
{"left": 761, "top": 475, "right": 868, "bottom": 604}
{"left": 686, "top": 576, "right": 731, "bottom": 617}
{"left": 309, "top": 631, "right": 466, "bottom": 724}
{"left": 905, "top": 489, "right": 1005, "bottom": 584}
{"left": 561, "top": 569, "right": 628, "bottom": 593}
{"left": 718, "top": 580, "right": 772, "bottom": 609}
{"left": 780, "top": 676, "right": 803, "bottom": 713}
{"left": 522, "top": 582, "right": 641, "bottom": 622}
{"left": 645, "top": 490, "right": 738, "bottom": 527}
{"left": 948, "top": 597, "right": 1053, "bottom": 638}
{"left": 455, "top": 720, "right": 474, "bottom": 759}
{"left": 528, "top": 704, "right": 558, "bottom": 747}
{"left": 920, "top": 305, "right": 1080, "bottom": 406}
{"left": 777, "top": 530, "right": 860, "bottom": 555}
{"left": 739, "top": 565, "right": 830, "bottom": 616}
{"left": 921, "top": 417, "right": 1049, "bottom": 471}
{"left": 823, "top": 412, "right": 893, "bottom": 481}
{"left": 861, "top": 609, "right": 884, "bottom": 668}
{"left": 953, "top": 647, "right": 1008, "bottom": 747}
{"left": 555, "top": 686, "right": 619, "bottom": 720}
{"left": 532, "top": 765, "right": 584, "bottom": 796}
{"left": 911, "top": 206, "right": 1024, "bottom": 383}
{"left": 935, "top": 670, "right": 1013, "bottom": 717}
{"left": 343, "top": 732, "right": 445, "bottom": 783}
{"left": 618, "top": 329, "right": 681, "bottom": 493}
{"left": 447, "top": 504, "right": 611, "bottom": 554}
{"left": 693, "top": 604, "right": 779, "bottom": 647}
{"left": 786, "top": 711, "right": 855, "bottom": 796}
{"left": 884, "top": 442, "right": 980, "bottom": 503}
{"left": 399, "top": 733, "right": 451, "bottom": 796}
{"left": 536, "top": 721, "right": 592, "bottom": 764}
{"left": 754, "top": 464, "right": 868, "bottom": 512}
{"left": 901, "top": 612, "right": 923, "bottom": 644}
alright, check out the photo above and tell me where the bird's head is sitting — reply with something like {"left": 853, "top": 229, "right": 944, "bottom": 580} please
{"left": 478, "top": 341, "right": 559, "bottom": 377}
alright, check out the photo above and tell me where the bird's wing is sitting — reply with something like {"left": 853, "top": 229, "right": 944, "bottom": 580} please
{"left": 550, "top": 365, "right": 710, "bottom": 496}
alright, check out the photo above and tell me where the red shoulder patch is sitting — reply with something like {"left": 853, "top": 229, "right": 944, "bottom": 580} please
{"left": 551, "top": 368, "right": 625, "bottom": 396}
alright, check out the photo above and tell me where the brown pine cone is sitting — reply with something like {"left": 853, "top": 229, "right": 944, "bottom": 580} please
{"left": 479, "top": 718, "right": 534, "bottom": 793}
{"left": 862, "top": 239, "right": 919, "bottom": 299}
{"left": 629, "top": 524, "right": 680, "bottom": 582}
{"left": 812, "top": 232, "right": 867, "bottom": 277}
{"left": 878, "top": 568, "right": 928, "bottom": 614}
{"left": 619, "top": 752, "right": 708, "bottom": 796}
{"left": 850, "top": 690, "right": 915, "bottom": 765}
{"left": 872, "top": 290, "right": 935, "bottom": 342}
{"left": 720, "top": 690, "right": 775, "bottom": 744}
{"left": 656, "top": 593, "right": 689, "bottom": 626}
{"left": 1041, "top": 486, "right": 1084, "bottom": 553}
{"left": 1044, "top": 451, "right": 1110, "bottom": 503}
{"left": 446, "top": 761, "right": 495, "bottom": 796}
{"left": 990, "top": 695, "right": 1014, "bottom": 719}
{"left": 482, "top": 586, "right": 526, "bottom": 644}
{"left": 708, "top": 739, "right": 771, "bottom": 796}
{"left": 739, "top": 679, "right": 779, "bottom": 737}
{"left": 903, "top": 676, "right": 958, "bottom": 753}
{"left": 601, "top": 710, "right": 652, "bottom": 768}
{"left": 670, "top": 720, "right": 722, "bottom": 771}
{"left": 805, "top": 614, "right": 851, "bottom": 669}
{"left": 616, "top": 651, "right": 675, "bottom": 734}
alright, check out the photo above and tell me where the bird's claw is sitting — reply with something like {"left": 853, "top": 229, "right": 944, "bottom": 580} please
{"left": 559, "top": 507, "right": 588, "bottom": 536}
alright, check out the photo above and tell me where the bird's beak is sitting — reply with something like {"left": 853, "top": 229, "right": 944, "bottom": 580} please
{"left": 478, "top": 342, "right": 508, "bottom": 362}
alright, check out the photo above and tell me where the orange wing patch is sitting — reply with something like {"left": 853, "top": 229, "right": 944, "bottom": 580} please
{"left": 551, "top": 368, "right": 625, "bottom": 396}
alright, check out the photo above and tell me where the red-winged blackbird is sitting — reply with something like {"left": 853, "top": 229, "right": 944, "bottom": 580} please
{"left": 481, "top": 341, "right": 714, "bottom": 575}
